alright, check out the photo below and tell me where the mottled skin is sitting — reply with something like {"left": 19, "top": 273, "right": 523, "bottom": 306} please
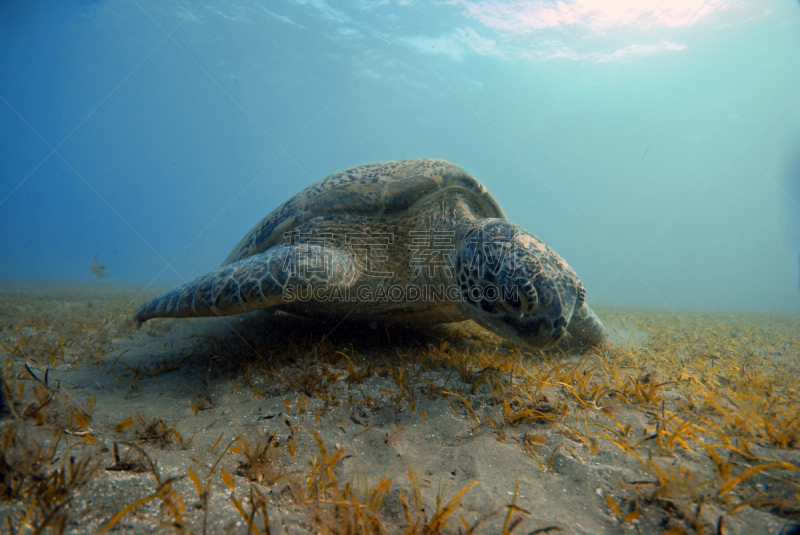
{"left": 135, "top": 159, "right": 606, "bottom": 350}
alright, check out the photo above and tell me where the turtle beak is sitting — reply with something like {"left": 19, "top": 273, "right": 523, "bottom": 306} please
{"left": 546, "top": 325, "right": 568, "bottom": 349}
{"left": 471, "top": 313, "right": 569, "bottom": 350}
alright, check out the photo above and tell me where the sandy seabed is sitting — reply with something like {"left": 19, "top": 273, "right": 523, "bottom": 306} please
{"left": 0, "top": 279, "right": 799, "bottom": 535}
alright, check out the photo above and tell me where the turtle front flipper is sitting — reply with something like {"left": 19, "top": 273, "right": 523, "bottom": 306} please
{"left": 134, "top": 245, "right": 358, "bottom": 325}
{"left": 564, "top": 303, "right": 607, "bottom": 349}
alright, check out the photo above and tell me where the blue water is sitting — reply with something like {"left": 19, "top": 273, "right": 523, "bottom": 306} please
{"left": 2, "top": 0, "right": 800, "bottom": 312}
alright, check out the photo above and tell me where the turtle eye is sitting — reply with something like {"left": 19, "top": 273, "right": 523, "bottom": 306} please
{"left": 499, "top": 288, "right": 525, "bottom": 318}
{"left": 511, "top": 280, "right": 538, "bottom": 315}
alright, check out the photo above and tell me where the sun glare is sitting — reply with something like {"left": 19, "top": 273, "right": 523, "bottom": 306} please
{"left": 460, "top": 0, "right": 727, "bottom": 32}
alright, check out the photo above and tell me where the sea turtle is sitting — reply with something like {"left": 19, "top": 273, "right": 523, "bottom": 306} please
{"left": 135, "top": 159, "right": 606, "bottom": 350}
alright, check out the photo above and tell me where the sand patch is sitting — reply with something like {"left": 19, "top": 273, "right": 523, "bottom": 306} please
{"left": 606, "top": 321, "right": 649, "bottom": 349}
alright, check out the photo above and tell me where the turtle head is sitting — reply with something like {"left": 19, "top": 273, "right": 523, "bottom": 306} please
{"left": 452, "top": 220, "right": 585, "bottom": 350}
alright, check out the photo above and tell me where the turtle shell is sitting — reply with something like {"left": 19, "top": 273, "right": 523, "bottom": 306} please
{"left": 222, "top": 159, "right": 507, "bottom": 266}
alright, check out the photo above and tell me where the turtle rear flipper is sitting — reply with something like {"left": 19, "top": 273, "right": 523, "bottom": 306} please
{"left": 134, "top": 245, "right": 358, "bottom": 325}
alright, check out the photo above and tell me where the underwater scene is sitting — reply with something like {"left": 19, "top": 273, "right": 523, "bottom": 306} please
{"left": 2, "top": 0, "right": 800, "bottom": 533}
